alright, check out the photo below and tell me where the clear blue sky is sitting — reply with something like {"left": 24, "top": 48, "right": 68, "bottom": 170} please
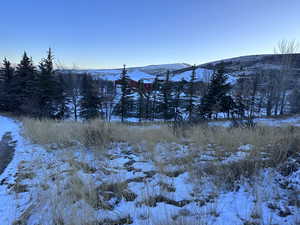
{"left": 0, "top": 0, "right": 300, "bottom": 69}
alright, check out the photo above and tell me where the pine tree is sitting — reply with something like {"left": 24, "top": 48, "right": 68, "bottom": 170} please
{"left": 37, "top": 48, "right": 59, "bottom": 118}
{"left": 0, "top": 58, "right": 15, "bottom": 111}
{"left": 137, "top": 80, "right": 145, "bottom": 122}
{"left": 79, "top": 74, "right": 102, "bottom": 120}
{"left": 14, "top": 52, "right": 38, "bottom": 115}
{"left": 199, "top": 65, "right": 232, "bottom": 119}
{"left": 186, "top": 65, "right": 197, "bottom": 120}
{"left": 119, "top": 65, "right": 133, "bottom": 122}
{"left": 1, "top": 58, "right": 14, "bottom": 82}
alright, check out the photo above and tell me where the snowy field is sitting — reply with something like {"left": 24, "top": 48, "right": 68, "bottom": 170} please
{"left": 0, "top": 115, "right": 299, "bottom": 225}
{"left": 209, "top": 115, "right": 300, "bottom": 128}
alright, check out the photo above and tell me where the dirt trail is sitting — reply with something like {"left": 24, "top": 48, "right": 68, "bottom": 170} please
{"left": 0, "top": 132, "right": 16, "bottom": 175}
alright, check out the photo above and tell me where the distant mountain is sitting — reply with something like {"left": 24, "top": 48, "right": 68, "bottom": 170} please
{"left": 173, "top": 53, "right": 300, "bottom": 79}
{"left": 60, "top": 63, "right": 190, "bottom": 82}
{"left": 60, "top": 54, "right": 300, "bottom": 83}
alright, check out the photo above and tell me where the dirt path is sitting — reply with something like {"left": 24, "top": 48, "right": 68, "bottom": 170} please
{"left": 0, "top": 132, "right": 16, "bottom": 175}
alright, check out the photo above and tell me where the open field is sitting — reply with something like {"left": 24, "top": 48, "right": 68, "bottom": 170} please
{"left": 0, "top": 116, "right": 300, "bottom": 225}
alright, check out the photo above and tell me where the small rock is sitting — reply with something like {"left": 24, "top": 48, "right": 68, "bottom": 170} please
{"left": 278, "top": 206, "right": 292, "bottom": 217}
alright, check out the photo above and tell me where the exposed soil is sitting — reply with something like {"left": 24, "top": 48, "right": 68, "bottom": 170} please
{"left": 0, "top": 132, "right": 16, "bottom": 175}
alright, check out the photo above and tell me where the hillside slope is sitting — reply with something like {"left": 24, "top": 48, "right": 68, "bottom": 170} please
{"left": 174, "top": 53, "right": 300, "bottom": 79}
{"left": 63, "top": 54, "right": 300, "bottom": 83}
{"left": 62, "top": 63, "right": 190, "bottom": 81}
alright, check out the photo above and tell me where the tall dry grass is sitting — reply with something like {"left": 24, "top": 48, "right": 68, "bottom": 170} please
{"left": 22, "top": 118, "right": 179, "bottom": 149}
{"left": 189, "top": 125, "right": 300, "bottom": 161}
{"left": 17, "top": 118, "right": 300, "bottom": 224}
{"left": 188, "top": 125, "right": 300, "bottom": 189}
{"left": 22, "top": 118, "right": 300, "bottom": 163}
{"left": 22, "top": 118, "right": 118, "bottom": 148}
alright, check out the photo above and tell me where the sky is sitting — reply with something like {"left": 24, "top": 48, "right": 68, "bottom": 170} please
{"left": 0, "top": 0, "right": 300, "bottom": 69}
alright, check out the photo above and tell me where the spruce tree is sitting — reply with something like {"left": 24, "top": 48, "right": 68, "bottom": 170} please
{"left": 0, "top": 58, "right": 15, "bottom": 111}
{"left": 37, "top": 48, "right": 59, "bottom": 118}
{"left": 137, "top": 80, "right": 145, "bottom": 122}
{"left": 1, "top": 58, "right": 14, "bottom": 82}
{"left": 119, "top": 65, "right": 133, "bottom": 122}
{"left": 199, "top": 65, "right": 232, "bottom": 119}
{"left": 79, "top": 74, "right": 102, "bottom": 120}
{"left": 14, "top": 52, "right": 38, "bottom": 115}
{"left": 186, "top": 65, "right": 197, "bottom": 120}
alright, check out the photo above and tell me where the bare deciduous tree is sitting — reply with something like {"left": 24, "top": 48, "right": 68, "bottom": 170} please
{"left": 273, "top": 39, "right": 299, "bottom": 115}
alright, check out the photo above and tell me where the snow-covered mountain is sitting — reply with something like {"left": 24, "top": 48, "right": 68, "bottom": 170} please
{"left": 60, "top": 54, "right": 300, "bottom": 83}
{"left": 61, "top": 63, "right": 190, "bottom": 82}
{"left": 173, "top": 53, "right": 300, "bottom": 80}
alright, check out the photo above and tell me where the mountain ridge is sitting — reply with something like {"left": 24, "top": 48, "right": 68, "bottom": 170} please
{"left": 60, "top": 53, "right": 300, "bottom": 82}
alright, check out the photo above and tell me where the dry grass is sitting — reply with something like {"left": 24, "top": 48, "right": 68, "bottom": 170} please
{"left": 22, "top": 118, "right": 300, "bottom": 181}
{"left": 190, "top": 125, "right": 287, "bottom": 152}
{"left": 189, "top": 125, "right": 300, "bottom": 163}
{"left": 188, "top": 125, "right": 300, "bottom": 189}
{"left": 15, "top": 118, "right": 300, "bottom": 225}
{"left": 22, "top": 117, "right": 300, "bottom": 169}
{"left": 22, "top": 118, "right": 116, "bottom": 148}
{"left": 22, "top": 117, "right": 179, "bottom": 150}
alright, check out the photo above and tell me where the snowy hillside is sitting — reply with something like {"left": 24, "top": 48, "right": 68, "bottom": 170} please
{"left": 176, "top": 53, "right": 300, "bottom": 79}
{"left": 61, "top": 63, "right": 190, "bottom": 82}
{"left": 60, "top": 54, "right": 300, "bottom": 83}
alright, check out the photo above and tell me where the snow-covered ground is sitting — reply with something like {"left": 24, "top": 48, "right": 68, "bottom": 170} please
{"left": 0, "top": 115, "right": 299, "bottom": 224}
{"left": 0, "top": 116, "right": 49, "bottom": 224}
{"left": 209, "top": 115, "right": 300, "bottom": 127}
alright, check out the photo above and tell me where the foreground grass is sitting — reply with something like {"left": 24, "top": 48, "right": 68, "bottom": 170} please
{"left": 22, "top": 117, "right": 300, "bottom": 186}
{"left": 22, "top": 117, "right": 300, "bottom": 155}
{"left": 18, "top": 117, "right": 300, "bottom": 225}
{"left": 22, "top": 118, "right": 178, "bottom": 148}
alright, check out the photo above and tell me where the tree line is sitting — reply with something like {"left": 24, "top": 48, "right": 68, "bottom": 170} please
{"left": 0, "top": 49, "right": 114, "bottom": 120}
{"left": 0, "top": 48, "right": 299, "bottom": 122}
{"left": 116, "top": 64, "right": 243, "bottom": 122}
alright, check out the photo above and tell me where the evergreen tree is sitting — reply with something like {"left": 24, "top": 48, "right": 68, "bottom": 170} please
{"left": 37, "top": 48, "right": 59, "bottom": 118}
{"left": 0, "top": 58, "right": 15, "bottom": 111}
{"left": 220, "top": 95, "right": 236, "bottom": 118}
{"left": 79, "top": 74, "right": 102, "bottom": 120}
{"left": 199, "top": 65, "right": 232, "bottom": 118}
{"left": 14, "top": 52, "right": 38, "bottom": 115}
{"left": 1, "top": 58, "right": 14, "bottom": 82}
{"left": 186, "top": 65, "right": 197, "bottom": 120}
{"left": 119, "top": 65, "right": 133, "bottom": 122}
{"left": 137, "top": 79, "right": 145, "bottom": 122}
